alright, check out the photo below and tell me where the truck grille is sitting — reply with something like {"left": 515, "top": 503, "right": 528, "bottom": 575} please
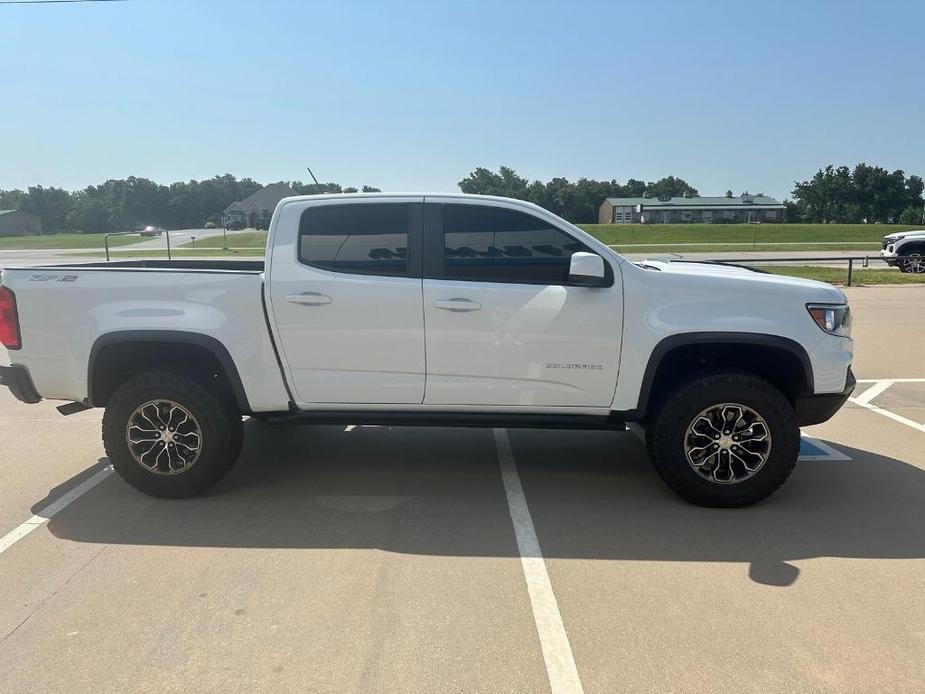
{"left": 882, "top": 238, "right": 892, "bottom": 250}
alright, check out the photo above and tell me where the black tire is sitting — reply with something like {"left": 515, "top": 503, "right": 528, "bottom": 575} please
{"left": 102, "top": 371, "right": 244, "bottom": 498}
{"left": 646, "top": 369, "right": 799, "bottom": 507}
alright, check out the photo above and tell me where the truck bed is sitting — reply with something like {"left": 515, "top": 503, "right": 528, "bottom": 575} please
{"left": 0, "top": 259, "right": 289, "bottom": 411}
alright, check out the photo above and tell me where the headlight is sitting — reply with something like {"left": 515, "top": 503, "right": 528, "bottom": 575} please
{"left": 807, "top": 304, "right": 852, "bottom": 337}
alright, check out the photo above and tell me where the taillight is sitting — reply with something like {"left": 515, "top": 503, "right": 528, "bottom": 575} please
{"left": 0, "top": 286, "right": 21, "bottom": 350}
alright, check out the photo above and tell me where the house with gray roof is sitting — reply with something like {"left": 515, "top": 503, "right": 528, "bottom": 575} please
{"left": 0, "top": 210, "right": 42, "bottom": 237}
{"left": 222, "top": 182, "right": 297, "bottom": 230}
{"left": 599, "top": 193, "right": 786, "bottom": 224}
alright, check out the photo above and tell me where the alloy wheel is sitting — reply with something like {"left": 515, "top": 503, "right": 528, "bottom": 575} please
{"left": 125, "top": 400, "right": 203, "bottom": 475}
{"left": 900, "top": 254, "right": 925, "bottom": 274}
{"left": 683, "top": 403, "right": 772, "bottom": 484}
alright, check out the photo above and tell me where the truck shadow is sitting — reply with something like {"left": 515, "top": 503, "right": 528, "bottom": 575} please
{"left": 39, "top": 421, "right": 925, "bottom": 585}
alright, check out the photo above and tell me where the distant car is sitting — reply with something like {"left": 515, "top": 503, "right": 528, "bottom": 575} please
{"left": 881, "top": 230, "right": 925, "bottom": 273}
{"left": 138, "top": 225, "right": 165, "bottom": 237}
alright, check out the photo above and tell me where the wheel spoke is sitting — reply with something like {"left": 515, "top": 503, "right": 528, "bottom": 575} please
{"left": 687, "top": 443, "right": 715, "bottom": 458}
{"left": 128, "top": 425, "right": 160, "bottom": 444}
{"left": 692, "top": 416, "right": 722, "bottom": 438}
{"left": 173, "top": 431, "right": 201, "bottom": 452}
{"left": 135, "top": 440, "right": 161, "bottom": 468}
{"left": 139, "top": 441, "right": 165, "bottom": 470}
{"left": 166, "top": 406, "right": 189, "bottom": 431}
{"left": 734, "top": 421, "right": 768, "bottom": 443}
{"left": 690, "top": 449, "right": 719, "bottom": 469}
{"left": 138, "top": 404, "right": 164, "bottom": 432}
{"left": 720, "top": 405, "right": 744, "bottom": 432}
{"left": 730, "top": 446, "right": 764, "bottom": 471}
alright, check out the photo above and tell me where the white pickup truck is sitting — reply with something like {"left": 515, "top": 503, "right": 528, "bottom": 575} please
{"left": 0, "top": 194, "right": 854, "bottom": 506}
{"left": 881, "top": 229, "right": 925, "bottom": 273}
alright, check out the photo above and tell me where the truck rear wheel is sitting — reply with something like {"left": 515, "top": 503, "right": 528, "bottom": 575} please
{"left": 102, "top": 371, "right": 244, "bottom": 498}
{"left": 646, "top": 369, "right": 799, "bottom": 507}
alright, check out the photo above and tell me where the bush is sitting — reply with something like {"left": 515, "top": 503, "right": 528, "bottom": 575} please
{"left": 898, "top": 206, "right": 924, "bottom": 225}
{"left": 204, "top": 221, "right": 216, "bottom": 229}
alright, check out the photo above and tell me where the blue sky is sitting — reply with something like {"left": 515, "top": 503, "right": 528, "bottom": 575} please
{"left": 1, "top": 0, "right": 923, "bottom": 200}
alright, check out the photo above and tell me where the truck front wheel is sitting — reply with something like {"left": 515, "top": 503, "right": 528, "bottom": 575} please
{"left": 898, "top": 252, "right": 925, "bottom": 274}
{"left": 646, "top": 370, "right": 800, "bottom": 507}
{"left": 102, "top": 371, "right": 244, "bottom": 498}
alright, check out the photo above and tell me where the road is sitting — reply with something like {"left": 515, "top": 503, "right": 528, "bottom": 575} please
{"left": 0, "top": 286, "right": 923, "bottom": 692}
{"left": 130, "top": 227, "right": 240, "bottom": 250}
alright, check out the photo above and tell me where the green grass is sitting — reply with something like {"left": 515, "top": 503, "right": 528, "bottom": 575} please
{"left": 578, "top": 223, "right": 916, "bottom": 245}
{"left": 0, "top": 233, "right": 144, "bottom": 250}
{"left": 764, "top": 266, "right": 925, "bottom": 285}
{"left": 186, "top": 231, "right": 267, "bottom": 249}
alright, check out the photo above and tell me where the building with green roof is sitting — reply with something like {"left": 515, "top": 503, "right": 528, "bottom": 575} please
{"left": 599, "top": 193, "right": 785, "bottom": 224}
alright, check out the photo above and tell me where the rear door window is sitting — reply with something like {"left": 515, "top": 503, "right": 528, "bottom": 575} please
{"left": 299, "top": 204, "right": 411, "bottom": 277}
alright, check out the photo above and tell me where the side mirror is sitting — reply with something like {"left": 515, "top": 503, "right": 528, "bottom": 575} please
{"left": 568, "top": 252, "right": 606, "bottom": 287}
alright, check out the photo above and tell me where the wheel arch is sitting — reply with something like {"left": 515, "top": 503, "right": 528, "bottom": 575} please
{"left": 87, "top": 331, "right": 250, "bottom": 413}
{"left": 624, "top": 332, "right": 814, "bottom": 420}
{"left": 899, "top": 241, "right": 925, "bottom": 255}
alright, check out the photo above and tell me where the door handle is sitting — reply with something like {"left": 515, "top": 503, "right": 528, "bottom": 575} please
{"left": 287, "top": 292, "right": 333, "bottom": 306}
{"left": 434, "top": 298, "right": 481, "bottom": 312}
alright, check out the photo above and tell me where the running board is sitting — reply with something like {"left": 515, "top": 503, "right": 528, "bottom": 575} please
{"left": 57, "top": 401, "right": 92, "bottom": 416}
{"left": 257, "top": 410, "right": 626, "bottom": 431}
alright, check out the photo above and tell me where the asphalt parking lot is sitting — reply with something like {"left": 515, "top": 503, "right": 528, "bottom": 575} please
{"left": 1, "top": 286, "right": 924, "bottom": 693}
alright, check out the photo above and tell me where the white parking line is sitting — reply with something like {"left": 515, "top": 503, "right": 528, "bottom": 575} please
{"left": 493, "top": 428, "right": 583, "bottom": 694}
{"left": 849, "top": 378, "right": 925, "bottom": 434}
{"left": 856, "top": 378, "right": 925, "bottom": 383}
{"left": 0, "top": 466, "right": 112, "bottom": 556}
{"left": 853, "top": 380, "right": 895, "bottom": 405}
{"left": 849, "top": 398, "right": 925, "bottom": 433}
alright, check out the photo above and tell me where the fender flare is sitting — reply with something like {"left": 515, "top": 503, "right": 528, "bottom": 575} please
{"left": 622, "top": 332, "right": 814, "bottom": 419}
{"left": 87, "top": 330, "right": 250, "bottom": 412}
{"left": 898, "top": 240, "right": 925, "bottom": 255}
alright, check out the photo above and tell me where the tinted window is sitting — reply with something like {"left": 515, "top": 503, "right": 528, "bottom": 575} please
{"left": 443, "top": 205, "right": 587, "bottom": 284}
{"left": 299, "top": 204, "right": 410, "bottom": 277}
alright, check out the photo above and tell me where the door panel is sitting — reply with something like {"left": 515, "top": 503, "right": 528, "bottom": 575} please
{"left": 269, "top": 200, "right": 425, "bottom": 405}
{"left": 423, "top": 279, "right": 622, "bottom": 407}
{"left": 421, "top": 201, "right": 623, "bottom": 408}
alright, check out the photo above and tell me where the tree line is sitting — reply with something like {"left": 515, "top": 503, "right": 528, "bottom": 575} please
{"left": 0, "top": 175, "right": 381, "bottom": 234}
{"left": 458, "top": 167, "right": 698, "bottom": 223}
{"left": 786, "top": 164, "right": 923, "bottom": 224}
{"left": 1, "top": 163, "right": 922, "bottom": 233}
{"left": 460, "top": 165, "right": 924, "bottom": 225}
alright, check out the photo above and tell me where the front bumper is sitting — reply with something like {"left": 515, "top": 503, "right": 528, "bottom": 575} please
{"left": 794, "top": 367, "right": 855, "bottom": 426}
{"left": 0, "top": 365, "right": 42, "bottom": 404}
{"left": 881, "top": 248, "right": 898, "bottom": 266}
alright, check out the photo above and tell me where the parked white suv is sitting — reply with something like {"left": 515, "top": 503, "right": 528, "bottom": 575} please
{"left": 881, "top": 229, "right": 925, "bottom": 273}
{"left": 0, "top": 194, "right": 855, "bottom": 506}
